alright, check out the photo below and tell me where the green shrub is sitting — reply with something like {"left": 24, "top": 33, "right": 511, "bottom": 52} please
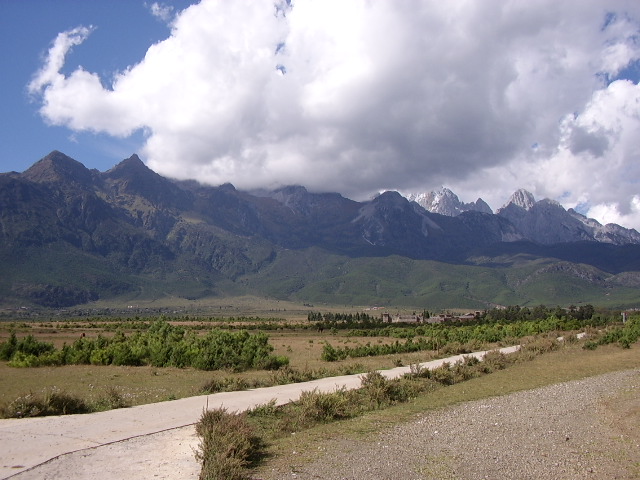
{"left": 359, "top": 371, "right": 419, "bottom": 407}
{"left": 258, "top": 354, "right": 289, "bottom": 370}
{"left": 451, "top": 358, "right": 480, "bottom": 383}
{"left": 360, "top": 371, "right": 394, "bottom": 408}
{"left": 2, "top": 321, "right": 288, "bottom": 372}
{"left": 247, "top": 399, "right": 279, "bottom": 418}
{"left": 200, "top": 377, "right": 252, "bottom": 394}
{"left": 439, "top": 341, "right": 468, "bottom": 355}
{"left": 7, "top": 352, "right": 41, "bottom": 367}
{"left": 1, "top": 392, "right": 47, "bottom": 418}
{"left": 480, "top": 350, "right": 509, "bottom": 372}
{"left": 270, "top": 365, "right": 317, "bottom": 385}
{"left": 430, "top": 363, "right": 455, "bottom": 385}
{"left": 44, "top": 390, "right": 91, "bottom": 415}
{"left": 294, "top": 388, "right": 350, "bottom": 426}
{"left": 321, "top": 342, "right": 345, "bottom": 362}
{"left": 521, "top": 337, "right": 560, "bottom": 355}
{"left": 0, "top": 332, "right": 17, "bottom": 360}
{"left": 338, "top": 363, "right": 366, "bottom": 375}
{"left": 407, "top": 362, "right": 430, "bottom": 378}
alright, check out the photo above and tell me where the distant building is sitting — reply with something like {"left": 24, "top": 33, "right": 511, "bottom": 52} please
{"left": 382, "top": 313, "right": 424, "bottom": 323}
{"left": 382, "top": 311, "right": 480, "bottom": 324}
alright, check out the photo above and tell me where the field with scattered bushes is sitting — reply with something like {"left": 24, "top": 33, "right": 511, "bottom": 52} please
{"left": 0, "top": 305, "right": 637, "bottom": 420}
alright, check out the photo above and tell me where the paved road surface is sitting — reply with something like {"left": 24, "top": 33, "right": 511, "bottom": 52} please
{"left": 0, "top": 346, "right": 520, "bottom": 479}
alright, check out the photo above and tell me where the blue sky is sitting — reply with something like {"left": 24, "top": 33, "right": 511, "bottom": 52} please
{"left": 2, "top": 1, "right": 640, "bottom": 229}
{"left": 0, "top": 0, "right": 192, "bottom": 173}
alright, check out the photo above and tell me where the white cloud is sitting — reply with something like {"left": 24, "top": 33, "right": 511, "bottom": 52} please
{"left": 29, "top": 26, "right": 94, "bottom": 94}
{"left": 147, "top": 2, "right": 175, "bottom": 23}
{"left": 29, "top": 0, "right": 640, "bottom": 229}
{"left": 587, "top": 196, "right": 640, "bottom": 228}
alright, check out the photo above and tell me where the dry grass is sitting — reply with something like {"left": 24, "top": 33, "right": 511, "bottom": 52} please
{"left": 0, "top": 363, "right": 218, "bottom": 407}
{"left": 268, "top": 330, "right": 438, "bottom": 371}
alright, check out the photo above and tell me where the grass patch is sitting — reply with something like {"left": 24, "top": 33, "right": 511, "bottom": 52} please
{"left": 0, "top": 364, "right": 218, "bottom": 416}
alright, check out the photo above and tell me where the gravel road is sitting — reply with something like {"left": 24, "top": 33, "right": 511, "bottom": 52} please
{"left": 258, "top": 369, "right": 640, "bottom": 480}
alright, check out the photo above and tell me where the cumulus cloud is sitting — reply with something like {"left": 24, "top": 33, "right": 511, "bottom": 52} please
{"left": 29, "top": 0, "right": 640, "bottom": 229}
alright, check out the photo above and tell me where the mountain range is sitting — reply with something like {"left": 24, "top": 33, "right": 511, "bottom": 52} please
{"left": 405, "top": 187, "right": 640, "bottom": 246}
{"left": 1, "top": 151, "right": 639, "bottom": 309}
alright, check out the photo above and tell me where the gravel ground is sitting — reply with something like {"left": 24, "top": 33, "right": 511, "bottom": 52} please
{"left": 258, "top": 369, "right": 640, "bottom": 480}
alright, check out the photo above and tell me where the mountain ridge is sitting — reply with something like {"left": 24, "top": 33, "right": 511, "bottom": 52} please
{"left": 1, "top": 151, "right": 639, "bottom": 309}
{"left": 402, "top": 186, "right": 640, "bottom": 246}
{"left": 405, "top": 188, "right": 493, "bottom": 216}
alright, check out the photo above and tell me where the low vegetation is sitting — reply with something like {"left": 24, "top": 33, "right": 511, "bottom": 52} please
{"left": 0, "top": 305, "right": 635, "bottom": 416}
{"left": 583, "top": 315, "right": 640, "bottom": 349}
{"left": 0, "top": 320, "right": 288, "bottom": 371}
{"left": 196, "top": 408, "right": 263, "bottom": 480}
{"left": 0, "top": 386, "right": 127, "bottom": 418}
{"left": 0, "top": 301, "right": 637, "bottom": 480}
{"left": 193, "top": 305, "right": 640, "bottom": 479}
{"left": 319, "top": 305, "right": 618, "bottom": 361}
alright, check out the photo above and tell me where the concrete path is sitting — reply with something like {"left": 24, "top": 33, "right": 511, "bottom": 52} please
{"left": 0, "top": 346, "right": 520, "bottom": 479}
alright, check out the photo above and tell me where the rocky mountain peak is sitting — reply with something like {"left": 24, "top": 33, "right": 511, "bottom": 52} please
{"left": 405, "top": 187, "right": 492, "bottom": 216}
{"left": 502, "top": 189, "right": 536, "bottom": 211}
{"left": 268, "top": 185, "right": 312, "bottom": 214}
{"left": 104, "top": 154, "right": 151, "bottom": 180}
{"left": 22, "top": 151, "right": 94, "bottom": 186}
{"left": 271, "top": 185, "right": 309, "bottom": 203}
{"left": 103, "top": 154, "right": 192, "bottom": 209}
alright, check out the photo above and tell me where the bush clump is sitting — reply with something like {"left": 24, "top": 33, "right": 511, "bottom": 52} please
{"left": 584, "top": 317, "right": 640, "bottom": 350}
{"left": 1, "top": 389, "right": 91, "bottom": 418}
{"left": 0, "top": 321, "right": 288, "bottom": 372}
{"left": 196, "top": 408, "right": 262, "bottom": 480}
{"left": 294, "top": 388, "right": 351, "bottom": 426}
{"left": 0, "top": 386, "right": 130, "bottom": 419}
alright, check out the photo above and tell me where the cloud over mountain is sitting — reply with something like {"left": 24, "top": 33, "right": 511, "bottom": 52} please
{"left": 28, "top": 0, "right": 640, "bottom": 229}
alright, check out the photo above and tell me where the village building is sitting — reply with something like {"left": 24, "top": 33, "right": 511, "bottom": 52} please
{"left": 382, "top": 311, "right": 481, "bottom": 324}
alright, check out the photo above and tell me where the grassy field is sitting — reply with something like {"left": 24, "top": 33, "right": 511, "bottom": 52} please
{"left": 0, "top": 316, "right": 449, "bottom": 409}
{"left": 0, "top": 308, "right": 636, "bottom": 417}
